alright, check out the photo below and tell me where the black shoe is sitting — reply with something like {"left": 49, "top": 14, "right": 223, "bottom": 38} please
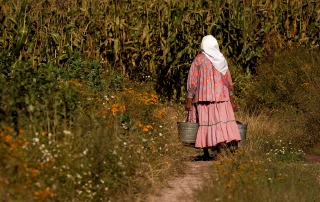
{"left": 202, "top": 148, "right": 211, "bottom": 161}
{"left": 202, "top": 154, "right": 212, "bottom": 161}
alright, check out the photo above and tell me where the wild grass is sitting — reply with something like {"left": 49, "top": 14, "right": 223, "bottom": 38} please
{"left": 0, "top": 78, "right": 189, "bottom": 201}
{"left": 194, "top": 112, "right": 320, "bottom": 202}
{"left": 242, "top": 48, "right": 320, "bottom": 151}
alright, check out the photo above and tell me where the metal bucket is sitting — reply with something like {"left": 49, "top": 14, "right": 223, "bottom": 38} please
{"left": 177, "top": 122, "right": 199, "bottom": 144}
{"left": 237, "top": 122, "right": 248, "bottom": 146}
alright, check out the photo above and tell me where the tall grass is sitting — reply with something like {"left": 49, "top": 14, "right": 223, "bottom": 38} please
{"left": 0, "top": 80, "right": 189, "bottom": 201}
{"left": 194, "top": 112, "right": 320, "bottom": 202}
{"left": 242, "top": 48, "right": 320, "bottom": 150}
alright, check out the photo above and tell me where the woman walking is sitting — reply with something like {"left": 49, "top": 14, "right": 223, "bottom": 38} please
{"left": 185, "top": 35, "right": 241, "bottom": 160}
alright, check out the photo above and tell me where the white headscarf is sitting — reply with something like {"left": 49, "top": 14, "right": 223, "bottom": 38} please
{"left": 201, "top": 35, "right": 228, "bottom": 75}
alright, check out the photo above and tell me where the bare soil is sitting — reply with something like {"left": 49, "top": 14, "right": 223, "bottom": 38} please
{"left": 146, "top": 154, "right": 214, "bottom": 202}
{"left": 305, "top": 154, "right": 320, "bottom": 164}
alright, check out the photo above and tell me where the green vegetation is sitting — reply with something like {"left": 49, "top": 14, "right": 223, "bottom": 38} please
{"left": 194, "top": 112, "right": 320, "bottom": 202}
{"left": 0, "top": 0, "right": 319, "bottom": 201}
{"left": 1, "top": 0, "right": 319, "bottom": 100}
{"left": 0, "top": 80, "right": 188, "bottom": 201}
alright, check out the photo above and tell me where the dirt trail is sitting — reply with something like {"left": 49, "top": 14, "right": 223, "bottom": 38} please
{"left": 305, "top": 154, "right": 320, "bottom": 164}
{"left": 147, "top": 156, "right": 213, "bottom": 202}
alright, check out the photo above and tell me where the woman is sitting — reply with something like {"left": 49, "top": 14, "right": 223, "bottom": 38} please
{"left": 185, "top": 35, "right": 241, "bottom": 160}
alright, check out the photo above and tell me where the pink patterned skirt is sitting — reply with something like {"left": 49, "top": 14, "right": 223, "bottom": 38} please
{"left": 187, "top": 101, "right": 241, "bottom": 148}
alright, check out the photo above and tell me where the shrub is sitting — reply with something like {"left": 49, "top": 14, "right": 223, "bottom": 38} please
{"left": 242, "top": 48, "right": 320, "bottom": 149}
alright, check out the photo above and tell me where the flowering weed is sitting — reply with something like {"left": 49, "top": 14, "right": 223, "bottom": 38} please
{"left": 194, "top": 113, "right": 320, "bottom": 202}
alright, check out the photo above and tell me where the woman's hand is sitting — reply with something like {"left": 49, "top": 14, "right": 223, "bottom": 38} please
{"left": 230, "top": 96, "right": 238, "bottom": 112}
{"left": 185, "top": 97, "right": 193, "bottom": 111}
{"left": 231, "top": 102, "right": 238, "bottom": 112}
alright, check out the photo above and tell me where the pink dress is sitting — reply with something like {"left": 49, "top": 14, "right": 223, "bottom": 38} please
{"left": 187, "top": 53, "right": 241, "bottom": 148}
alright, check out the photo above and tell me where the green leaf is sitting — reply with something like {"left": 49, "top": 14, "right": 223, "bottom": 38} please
{"left": 173, "top": 12, "right": 184, "bottom": 29}
{"left": 7, "top": 17, "right": 18, "bottom": 25}
{"left": 166, "top": 33, "right": 177, "bottom": 43}
{"left": 64, "top": 24, "right": 76, "bottom": 31}
{"left": 59, "top": 54, "right": 69, "bottom": 61}
{"left": 0, "top": 0, "right": 7, "bottom": 6}
{"left": 13, "top": 25, "right": 28, "bottom": 54}
{"left": 17, "top": 0, "right": 27, "bottom": 26}
{"left": 51, "top": 32, "right": 61, "bottom": 44}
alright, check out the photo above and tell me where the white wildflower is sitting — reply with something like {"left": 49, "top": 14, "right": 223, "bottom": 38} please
{"left": 76, "top": 173, "right": 82, "bottom": 179}
{"left": 76, "top": 190, "right": 82, "bottom": 195}
{"left": 63, "top": 130, "right": 71, "bottom": 135}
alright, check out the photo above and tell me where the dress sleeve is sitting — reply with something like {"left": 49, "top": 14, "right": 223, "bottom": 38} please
{"left": 187, "top": 58, "right": 200, "bottom": 98}
{"left": 223, "top": 69, "right": 234, "bottom": 95}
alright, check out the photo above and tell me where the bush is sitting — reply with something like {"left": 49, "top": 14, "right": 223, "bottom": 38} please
{"left": 242, "top": 48, "right": 320, "bottom": 150}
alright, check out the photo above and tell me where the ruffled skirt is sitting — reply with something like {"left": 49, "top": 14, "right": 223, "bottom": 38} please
{"left": 187, "top": 101, "right": 241, "bottom": 148}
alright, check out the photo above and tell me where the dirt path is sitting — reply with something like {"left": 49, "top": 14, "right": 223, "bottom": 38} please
{"left": 305, "top": 154, "right": 320, "bottom": 164}
{"left": 147, "top": 156, "right": 213, "bottom": 202}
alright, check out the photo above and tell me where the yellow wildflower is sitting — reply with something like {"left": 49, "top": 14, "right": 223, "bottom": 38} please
{"left": 300, "top": 82, "right": 309, "bottom": 87}
{"left": 135, "top": 121, "right": 143, "bottom": 127}
{"left": 146, "top": 125, "right": 153, "bottom": 129}
{"left": 68, "top": 79, "right": 83, "bottom": 87}
{"left": 143, "top": 127, "right": 149, "bottom": 132}
{"left": 31, "top": 169, "right": 39, "bottom": 178}
{"left": 142, "top": 124, "right": 153, "bottom": 132}
{"left": 4, "top": 135, "right": 12, "bottom": 143}
{"left": 111, "top": 103, "right": 126, "bottom": 114}
{"left": 19, "top": 129, "right": 25, "bottom": 135}
{"left": 227, "top": 180, "right": 232, "bottom": 187}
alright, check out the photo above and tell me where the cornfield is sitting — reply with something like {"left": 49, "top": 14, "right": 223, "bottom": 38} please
{"left": 0, "top": 0, "right": 319, "bottom": 99}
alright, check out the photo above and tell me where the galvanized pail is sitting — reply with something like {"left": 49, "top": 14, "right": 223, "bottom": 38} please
{"left": 177, "top": 122, "right": 199, "bottom": 144}
{"left": 237, "top": 122, "right": 248, "bottom": 146}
